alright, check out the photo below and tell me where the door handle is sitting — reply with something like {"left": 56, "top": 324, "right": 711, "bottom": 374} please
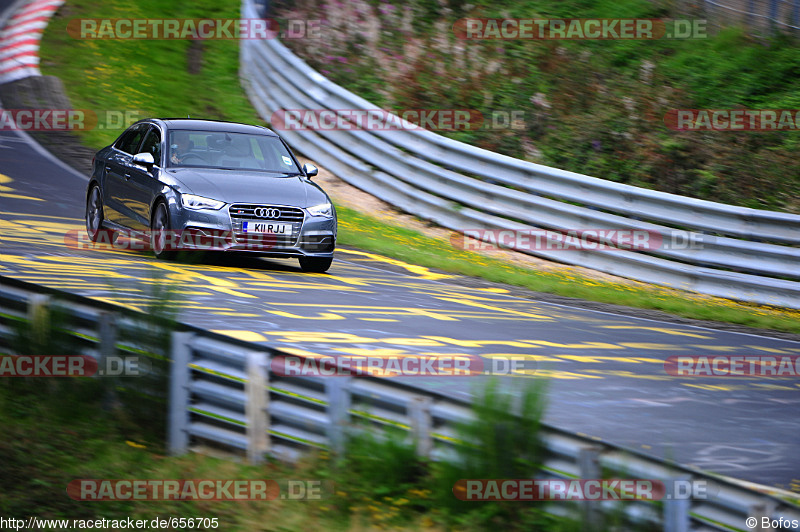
{"left": 105, "top": 166, "right": 112, "bottom": 172}
{"left": 124, "top": 173, "right": 131, "bottom": 180}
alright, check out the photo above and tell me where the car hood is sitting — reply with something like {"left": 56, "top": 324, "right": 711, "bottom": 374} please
{"left": 166, "top": 168, "right": 322, "bottom": 207}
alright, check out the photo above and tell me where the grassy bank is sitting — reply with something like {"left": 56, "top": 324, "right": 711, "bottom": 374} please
{"left": 0, "top": 345, "right": 578, "bottom": 530}
{"left": 39, "top": 0, "right": 800, "bottom": 333}
{"left": 40, "top": 0, "right": 262, "bottom": 150}
{"left": 337, "top": 205, "right": 800, "bottom": 333}
{"left": 0, "top": 383, "right": 432, "bottom": 530}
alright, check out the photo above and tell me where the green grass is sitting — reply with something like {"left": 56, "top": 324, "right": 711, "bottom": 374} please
{"left": 338, "top": 205, "right": 800, "bottom": 333}
{"left": 0, "top": 382, "right": 425, "bottom": 530}
{"left": 2, "top": 362, "right": 661, "bottom": 530}
{"left": 41, "top": 0, "right": 261, "bottom": 151}
{"left": 0, "top": 289, "right": 444, "bottom": 530}
{"left": 0, "top": 337, "right": 576, "bottom": 531}
{"left": 39, "top": 0, "right": 800, "bottom": 334}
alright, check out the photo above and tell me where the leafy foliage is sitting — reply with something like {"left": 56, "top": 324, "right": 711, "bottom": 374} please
{"left": 278, "top": 0, "right": 800, "bottom": 212}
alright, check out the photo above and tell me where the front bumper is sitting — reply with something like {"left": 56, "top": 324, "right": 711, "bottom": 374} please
{"left": 167, "top": 202, "right": 336, "bottom": 257}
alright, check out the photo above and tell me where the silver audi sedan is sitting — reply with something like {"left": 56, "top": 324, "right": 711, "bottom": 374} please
{"left": 85, "top": 118, "right": 337, "bottom": 272}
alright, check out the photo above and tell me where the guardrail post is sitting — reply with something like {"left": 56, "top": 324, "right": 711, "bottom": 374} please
{"left": 98, "top": 311, "right": 116, "bottom": 371}
{"left": 27, "top": 293, "right": 50, "bottom": 353}
{"left": 409, "top": 396, "right": 433, "bottom": 459}
{"left": 663, "top": 475, "right": 689, "bottom": 532}
{"left": 748, "top": 502, "right": 776, "bottom": 532}
{"left": 246, "top": 350, "right": 269, "bottom": 464}
{"left": 327, "top": 377, "right": 351, "bottom": 455}
{"left": 98, "top": 311, "right": 117, "bottom": 410}
{"left": 578, "top": 447, "right": 602, "bottom": 530}
{"left": 168, "top": 331, "right": 192, "bottom": 455}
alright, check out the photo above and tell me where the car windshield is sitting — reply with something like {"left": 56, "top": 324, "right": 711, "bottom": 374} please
{"left": 167, "top": 130, "right": 300, "bottom": 173}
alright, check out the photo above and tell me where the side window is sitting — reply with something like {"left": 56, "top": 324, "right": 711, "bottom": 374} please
{"left": 139, "top": 127, "right": 162, "bottom": 165}
{"left": 116, "top": 125, "right": 146, "bottom": 155}
{"left": 113, "top": 129, "right": 134, "bottom": 150}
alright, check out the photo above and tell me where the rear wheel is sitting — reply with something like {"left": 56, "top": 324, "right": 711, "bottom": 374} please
{"left": 151, "top": 202, "right": 177, "bottom": 260}
{"left": 85, "top": 185, "right": 117, "bottom": 244}
{"left": 299, "top": 256, "right": 333, "bottom": 273}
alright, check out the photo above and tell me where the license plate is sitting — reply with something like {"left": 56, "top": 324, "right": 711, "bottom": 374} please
{"left": 242, "top": 222, "right": 292, "bottom": 234}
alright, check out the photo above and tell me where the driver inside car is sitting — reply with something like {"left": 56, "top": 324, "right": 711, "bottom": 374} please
{"left": 170, "top": 132, "right": 193, "bottom": 164}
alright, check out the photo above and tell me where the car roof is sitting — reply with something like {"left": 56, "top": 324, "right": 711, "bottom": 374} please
{"left": 144, "top": 118, "right": 278, "bottom": 136}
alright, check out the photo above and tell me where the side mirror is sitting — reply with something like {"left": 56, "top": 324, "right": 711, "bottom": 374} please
{"left": 303, "top": 163, "right": 318, "bottom": 178}
{"left": 132, "top": 152, "right": 155, "bottom": 168}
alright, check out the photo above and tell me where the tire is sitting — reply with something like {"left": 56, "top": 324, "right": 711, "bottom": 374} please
{"left": 150, "top": 201, "right": 177, "bottom": 260}
{"left": 85, "top": 185, "right": 118, "bottom": 244}
{"left": 299, "top": 256, "right": 333, "bottom": 273}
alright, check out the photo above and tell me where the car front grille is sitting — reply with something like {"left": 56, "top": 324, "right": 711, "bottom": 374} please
{"left": 228, "top": 204, "right": 304, "bottom": 248}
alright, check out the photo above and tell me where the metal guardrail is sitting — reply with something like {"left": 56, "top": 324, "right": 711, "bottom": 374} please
{"left": 1, "top": 275, "right": 799, "bottom": 531}
{"left": 0, "top": 281, "right": 162, "bottom": 377}
{"left": 239, "top": 0, "right": 800, "bottom": 309}
{"left": 688, "top": 0, "right": 800, "bottom": 34}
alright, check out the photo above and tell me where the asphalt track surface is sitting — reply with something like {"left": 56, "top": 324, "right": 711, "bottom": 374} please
{"left": 1, "top": 124, "right": 800, "bottom": 490}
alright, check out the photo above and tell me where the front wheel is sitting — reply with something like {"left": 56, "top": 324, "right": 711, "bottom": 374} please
{"left": 85, "top": 185, "right": 117, "bottom": 244}
{"left": 299, "top": 256, "right": 332, "bottom": 273}
{"left": 151, "top": 202, "right": 177, "bottom": 260}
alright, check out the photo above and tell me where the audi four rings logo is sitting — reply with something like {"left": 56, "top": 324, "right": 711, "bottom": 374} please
{"left": 254, "top": 207, "right": 281, "bottom": 218}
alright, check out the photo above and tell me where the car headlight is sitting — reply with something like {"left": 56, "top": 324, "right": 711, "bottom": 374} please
{"left": 181, "top": 194, "right": 225, "bottom": 210}
{"left": 307, "top": 202, "right": 333, "bottom": 218}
